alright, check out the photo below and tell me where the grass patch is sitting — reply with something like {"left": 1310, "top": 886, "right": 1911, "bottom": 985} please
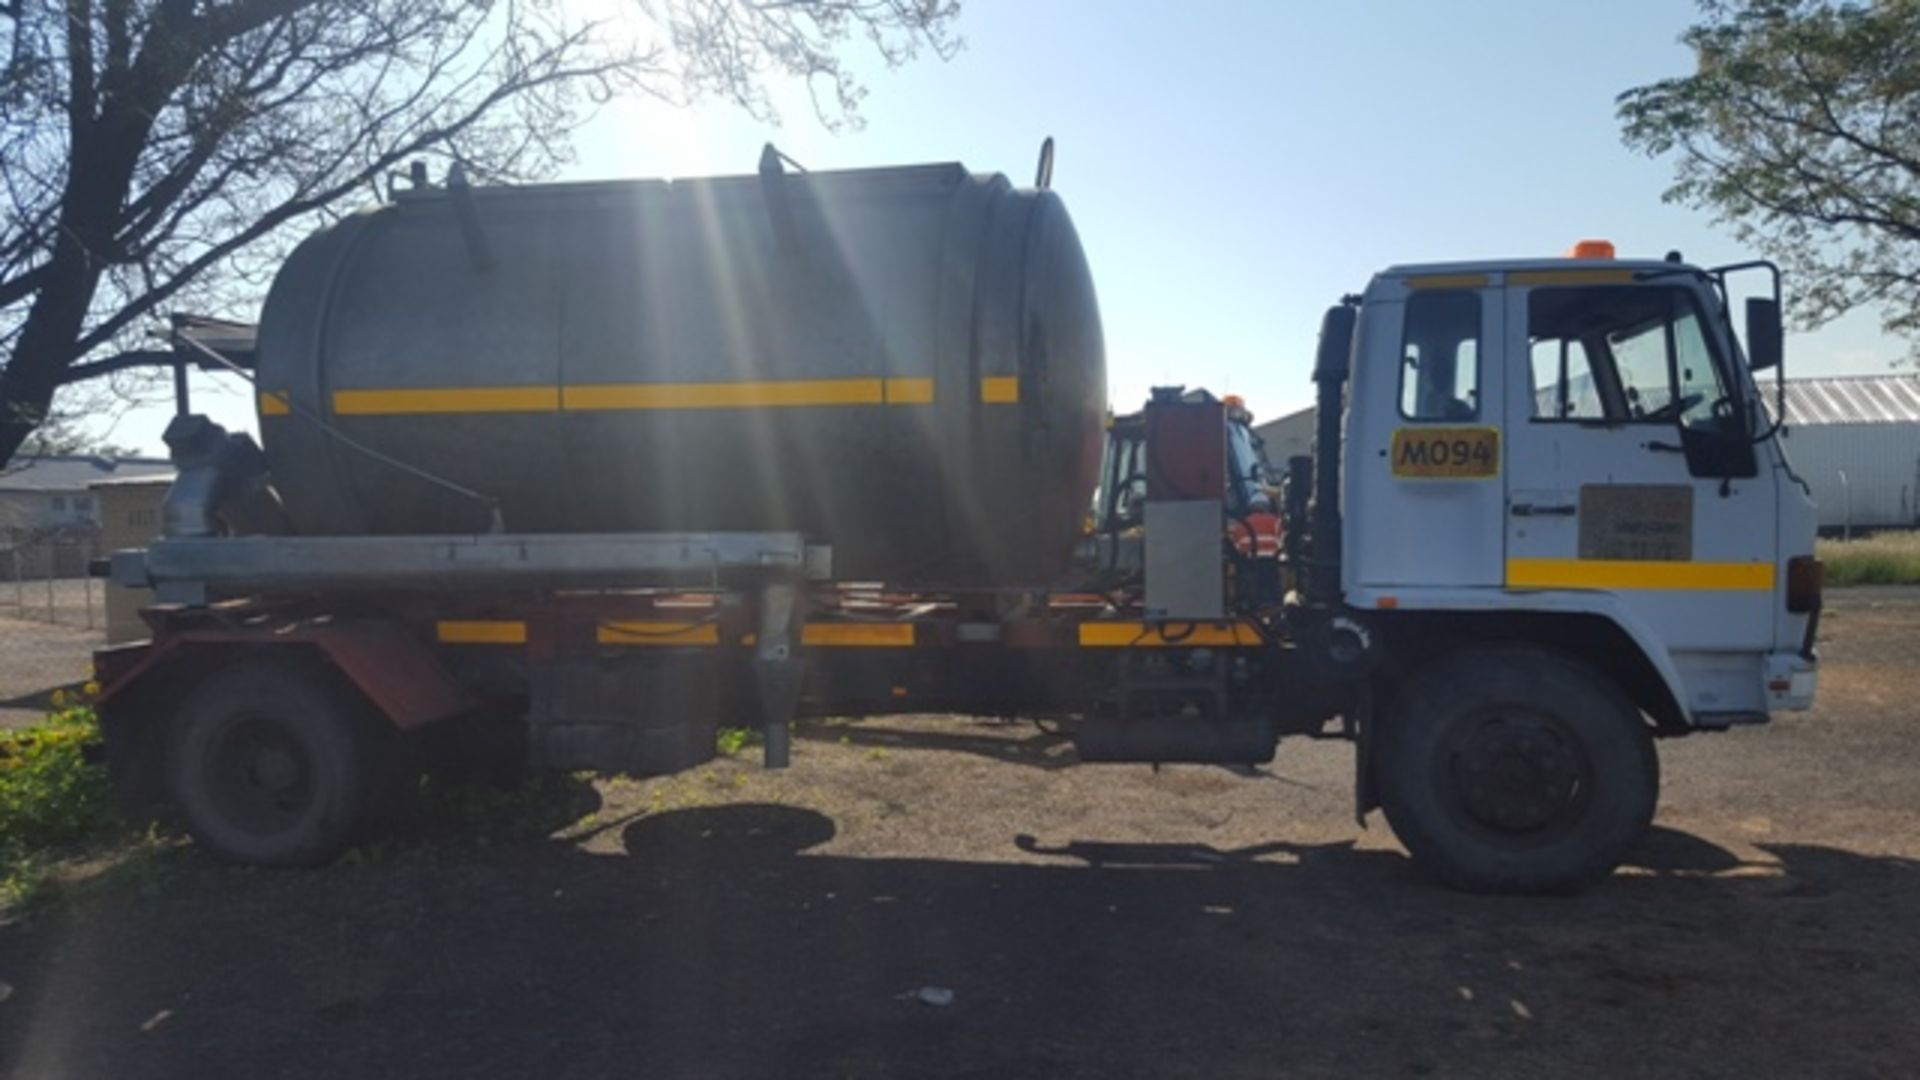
{"left": 1819, "top": 531, "right": 1920, "bottom": 586}
{"left": 1, "top": 688, "right": 128, "bottom": 910}
{"left": 715, "top": 727, "right": 760, "bottom": 757}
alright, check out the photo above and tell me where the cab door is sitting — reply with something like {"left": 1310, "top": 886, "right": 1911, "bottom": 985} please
{"left": 1501, "top": 272, "right": 1779, "bottom": 690}
{"left": 1346, "top": 276, "right": 1507, "bottom": 590}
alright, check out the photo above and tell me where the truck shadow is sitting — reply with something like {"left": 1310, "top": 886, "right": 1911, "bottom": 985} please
{"left": 797, "top": 716, "right": 1080, "bottom": 770}
{"left": 3, "top": 807, "right": 1916, "bottom": 1079}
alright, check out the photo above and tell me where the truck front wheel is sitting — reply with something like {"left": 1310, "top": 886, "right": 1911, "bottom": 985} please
{"left": 1373, "top": 645, "right": 1657, "bottom": 894}
{"left": 166, "top": 656, "right": 397, "bottom": 866}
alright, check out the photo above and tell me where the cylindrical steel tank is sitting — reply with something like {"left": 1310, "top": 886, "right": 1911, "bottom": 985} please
{"left": 253, "top": 162, "right": 1106, "bottom": 585}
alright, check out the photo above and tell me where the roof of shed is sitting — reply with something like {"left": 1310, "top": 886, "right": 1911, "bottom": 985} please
{"left": 0, "top": 455, "right": 173, "bottom": 493}
{"left": 1776, "top": 374, "right": 1920, "bottom": 426}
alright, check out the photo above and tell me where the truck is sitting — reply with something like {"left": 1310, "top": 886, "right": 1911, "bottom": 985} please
{"left": 91, "top": 153, "right": 1822, "bottom": 894}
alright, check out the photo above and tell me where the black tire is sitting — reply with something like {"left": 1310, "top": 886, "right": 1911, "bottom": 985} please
{"left": 1373, "top": 645, "right": 1658, "bottom": 894}
{"left": 166, "top": 655, "right": 399, "bottom": 867}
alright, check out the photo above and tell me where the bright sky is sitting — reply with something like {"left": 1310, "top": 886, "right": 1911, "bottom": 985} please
{"left": 111, "top": 0, "right": 1906, "bottom": 453}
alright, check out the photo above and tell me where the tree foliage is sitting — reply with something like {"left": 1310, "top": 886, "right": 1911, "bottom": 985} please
{"left": 0, "top": 0, "right": 960, "bottom": 464}
{"left": 1618, "top": 0, "right": 1920, "bottom": 353}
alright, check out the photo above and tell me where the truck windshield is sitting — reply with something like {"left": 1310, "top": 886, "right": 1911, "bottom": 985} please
{"left": 1528, "top": 285, "right": 1740, "bottom": 436}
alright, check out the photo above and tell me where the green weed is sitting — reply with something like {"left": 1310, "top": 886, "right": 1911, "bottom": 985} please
{"left": 0, "top": 691, "right": 126, "bottom": 910}
{"left": 715, "top": 727, "right": 760, "bottom": 757}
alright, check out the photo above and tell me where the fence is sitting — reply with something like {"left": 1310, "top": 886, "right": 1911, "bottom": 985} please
{"left": 0, "top": 537, "right": 104, "bottom": 633}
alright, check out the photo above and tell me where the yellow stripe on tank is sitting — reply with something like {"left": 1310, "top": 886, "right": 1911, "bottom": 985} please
{"left": 980, "top": 376, "right": 1020, "bottom": 404}
{"left": 596, "top": 621, "right": 722, "bottom": 646}
{"left": 1506, "top": 559, "right": 1776, "bottom": 591}
{"left": 564, "top": 378, "right": 896, "bottom": 411}
{"left": 334, "top": 387, "right": 559, "bottom": 415}
{"left": 801, "top": 623, "right": 916, "bottom": 647}
{"left": 329, "top": 378, "right": 940, "bottom": 415}
{"left": 259, "top": 391, "right": 292, "bottom": 416}
{"left": 436, "top": 620, "right": 528, "bottom": 644}
{"left": 884, "top": 378, "right": 935, "bottom": 404}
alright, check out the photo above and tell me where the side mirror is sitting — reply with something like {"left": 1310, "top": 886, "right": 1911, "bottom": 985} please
{"left": 1678, "top": 424, "right": 1759, "bottom": 479}
{"left": 1746, "top": 297, "right": 1782, "bottom": 372}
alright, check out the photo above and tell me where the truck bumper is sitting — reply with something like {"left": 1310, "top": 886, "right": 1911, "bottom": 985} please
{"left": 1765, "top": 651, "right": 1818, "bottom": 713}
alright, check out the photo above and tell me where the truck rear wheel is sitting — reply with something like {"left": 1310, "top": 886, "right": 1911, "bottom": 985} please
{"left": 1373, "top": 645, "right": 1657, "bottom": 894}
{"left": 166, "top": 656, "right": 397, "bottom": 866}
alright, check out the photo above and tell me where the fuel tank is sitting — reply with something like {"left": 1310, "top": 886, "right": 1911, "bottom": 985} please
{"left": 253, "top": 160, "right": 1106, "bottom": 585}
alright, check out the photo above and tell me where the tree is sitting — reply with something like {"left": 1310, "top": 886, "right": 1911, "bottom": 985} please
{"left": 0, "top": 0, "right": 960, "bottom": 465}
{"left": 1618, "top": 0, "right": 1920, "bottom": 354}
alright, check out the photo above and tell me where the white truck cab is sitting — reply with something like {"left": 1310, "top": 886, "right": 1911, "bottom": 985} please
{"left": 1341, "top": 247, "right": 1819, "bottom": 733}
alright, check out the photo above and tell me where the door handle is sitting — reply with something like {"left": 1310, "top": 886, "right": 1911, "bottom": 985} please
{"left": 1644, "top": 439, "right": 1684, "bottom": 454}
{"left": 1510, "top": 503, "right": 1577, "bottom": 517}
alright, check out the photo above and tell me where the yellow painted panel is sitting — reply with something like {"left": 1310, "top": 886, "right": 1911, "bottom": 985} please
{"left": 1404, "top": 273, "right": 1489, "bottom": 290}
{"left": 597, "top": 621, "right": 722, "bottom": 646}
{"left": 564, "top": 379, "right": 885, "bottom": 411}
{"left": 884, "top": 378, "right": 935, "bottom": 405}
{"left": 436, "top": 620, "right": 527, "bottom": 645}
{"left": 1506, "top": 559, "right": 1776, "bottom": 591}
{"left": 259, "top": 391, "right": 291, "bottom": 417}
{"left": 980, "top": 376, "right": 1021, "bottom": 404}
{"left": 1507, "top": 269, "right": 1637, "bottom": 287}
{"left": 334, "top": 386, "right": 559, "bottom": 416}
{"left": 1078, "top": 622, "right": 1263, "bottom": 647}
{"left": 802, "top": 623, "right": 916, "bottom": 647}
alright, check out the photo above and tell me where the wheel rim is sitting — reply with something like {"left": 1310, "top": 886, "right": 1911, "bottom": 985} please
{"left": 1441, "top": 708, "right": 1594, "bottom": 847}
{"left": 204, "top": 713, "right": 316, "bottom": 837}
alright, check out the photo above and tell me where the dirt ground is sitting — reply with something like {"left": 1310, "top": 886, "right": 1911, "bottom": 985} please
{"left": 3, "top": 589, "right": 1918, "bottom": 1079}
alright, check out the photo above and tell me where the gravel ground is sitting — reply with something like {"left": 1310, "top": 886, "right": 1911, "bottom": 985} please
{"left": 0, "top": 592, "right": 102, "bottom": 728}
{"left": 1, "top": 588, "right": 1916, "bottom": 1079}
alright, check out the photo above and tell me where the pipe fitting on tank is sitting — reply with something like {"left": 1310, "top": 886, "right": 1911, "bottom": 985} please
{"left": 162, "top": 414, "right": 293, "bottom": 539}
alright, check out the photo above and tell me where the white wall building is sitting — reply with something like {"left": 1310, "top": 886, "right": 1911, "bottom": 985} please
{"left": 1774, "top": 375, "right": 1920, "bottom": 534}
{"left": 0, "top": 455, "right": 173, "bottom": 536}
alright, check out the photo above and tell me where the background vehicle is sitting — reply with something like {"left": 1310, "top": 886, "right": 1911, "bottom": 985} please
{"left": 92, "top": 159, "right": 1820, "bottom": 893}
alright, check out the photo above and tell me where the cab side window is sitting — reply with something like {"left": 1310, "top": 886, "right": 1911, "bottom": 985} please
{"left": 1398, "top": 290, "right": 1481, "bottom": 421}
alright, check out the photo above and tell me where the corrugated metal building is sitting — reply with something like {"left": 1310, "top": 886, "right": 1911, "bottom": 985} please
{"left": 1774, "top": 374, "right": 1920, "bottom": 532}
{"left": 1253, "top": 405, "right": 1317, "bottom": 466}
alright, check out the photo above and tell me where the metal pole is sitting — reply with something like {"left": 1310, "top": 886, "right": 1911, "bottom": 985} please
{"left": 83, "top": 539, "right": 94, "bottom": 631}
{"left": 44, "top": 544, "right": 55, "bottom": 624}
{"left": 1839, "top": 470, "right": 1852, "bottom": 542}
{"left": 11, "top": 546, "right": 20, "bottom": 609}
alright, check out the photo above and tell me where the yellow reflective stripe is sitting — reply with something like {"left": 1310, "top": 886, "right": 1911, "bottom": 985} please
{"left": 566, "top": 378, "right": 892, "bottom": 411}
{"left": 436, "top": 620, "right": 527, "bottom": 644}
{"left": 1078, "top": 622, "right": 1263, "bottom": 647}
{"left": 801, "top": 623, "right": 916, "bottom": 647}
{"left": 331, "top": 379, "right": 939, "bottom": 415}
{"left": 981, "top": 376, "right": 1020, "bottom": 404}
{"left": 259, "top": 391, "right": 291, "bottom": 416}
{"left": 1404, "top": 273, "right": 1489, "bottom": 290}
{"left": 1506, "top": 559, "right": 1776, "bottom": 591}
{"left": 884, "top": 378, "right": 934, "bottom": 404}
{"left": 1508, "top": 269, "right": 1637, "bottom": 287}
{"left": 335, "top": 387, "right": 558, "bottom": 415}
{"left": 596, "top": 621, "right": 721, "bottom": 646}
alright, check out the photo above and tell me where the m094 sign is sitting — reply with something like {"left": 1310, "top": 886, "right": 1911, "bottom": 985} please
{"left": 1391, "top": 426, "right": 1500, "bottom": 479}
